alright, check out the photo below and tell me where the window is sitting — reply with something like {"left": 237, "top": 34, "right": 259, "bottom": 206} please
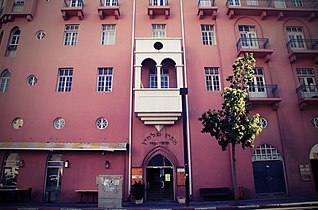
{"left": 1, "top": 153, "right": 20, "bottom": 188}
{"left": 152, "top": 24, "right": 166, "bottom": 38}
{"left": 149, "top": 67, "right": 169, "bottom": 88}
{"left": 6, "top": 27, "right": 20, "bottom": 57}
{"left": 205, "top": 67, "right": 220, "bottom": 91}
{"left": 97, "top": 68, "right": 113, "bottom": 92}
{"left": 12, "top": 117, "right": 23, "bottom": 129}
{"left": 201, "top": 25, "right": 215, "bottom": 45}
{"left": 69, "top": 0, "right": 82, "bottom": 7}
{"left": 273, "top": 0, "right": 286, "bottom": 8}
{"left": 63, "top": 24, "right": 79, "bottom": 46}
{"left": 247, "top": 0, "right": 258, "bottom": 5}
{"left": 311, "top": 117, "right": 318, "bottom": 128}
{"left": 249, "top": 68, "right": 267, "bottom": 97}
{"left": 252, "top": 144, "right": 282, "bottom": 161}
{"left": 54, "top": 117, "right": 65, "bottom": 129}
{"left": 35, "top": 31, "right": 46, "bottom": 40}
{"left": 297, "top": 68, "right": 317, "bottom": 97}
{"left": 287, "top": 27, "right": 306, "bottom": 49}
{"left": 56, "top": 69, "right": 73, "bottom": 92}
{"left": 96, "top": 117, "right": 108, "bottom": 129}
{"left": 199, "top": 0, "right": 213, "bottom": 6}
{"left": 228, "top": 0, "right": 240, "bottom": 6}
{"left": 259, "top": 117, "right": 268, "bottom": 129}
{"left": 27, "top": 75, "right": 38, "bottom": 86}
{"left": 292, "top": 0, "right": 303, "bottom": 7}
{"left": 101, "top": 24, "right": 116, "bottom": 45}
{"left": 102, "top": 0, "right": 118, "bottom": 6}
{"left": 0, "top": 69, "right": 11, "bottom": 93}
{"left": 239, "top": 25, "right": 258, "bottom": 49}
{"left": 12, "top": 0, "right": 24, "bottom": 12}
{"left": 151, "top": 0, "right": 166, "bottom": 6}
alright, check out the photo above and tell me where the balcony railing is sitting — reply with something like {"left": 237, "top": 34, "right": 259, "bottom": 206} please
{"left": 198, "top": 0, "right": 216, "bottom": 7}
{"left": 99, "top": 0, "right": 118, "bottom": 6}
{"left": 63, "top": 0, "right": 84, "bottom": 7}
{"left": 237, "top": 38, "right": 270, "bottom": 50}
{"left": 236, "top": 38, "right": 273, "bottom": 62}
{"left": 226, "top": 0, "right": 318, "bottom": 20}
{"left": 226, "top": 0, "right": 317, "bottom": 8}
{"left": 296, "top": 85, "right": 318, "bottom": 100}
{"left": 61, "top": 0, "right": 84, "bottom": 20}
{"left": 248, "top": 84, "right": 280, "bottom": 98}
{"left": 286, "top": 39, "right": 318, "bottom": 54}
{"left": 149, "top": 0, "right": 168, "bottom": 6}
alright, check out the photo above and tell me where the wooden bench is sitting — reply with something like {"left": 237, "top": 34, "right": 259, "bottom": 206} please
{"left": 200, "top": 187, "right": 232, "bottom": 201}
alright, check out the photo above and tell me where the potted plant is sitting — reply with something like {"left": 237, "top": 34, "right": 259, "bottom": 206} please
{"left": 130, "top": 181, "right": 145, "bottom": 204}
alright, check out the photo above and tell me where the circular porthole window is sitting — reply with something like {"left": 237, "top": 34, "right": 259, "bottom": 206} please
{"left": 27, "top": 75, "right": 38, "bottom": 86}
{"left": 96, "top": 117, "right": 108, "bottom": 129}
{"left": 54, "top": 117, "right": 65, "bottom": 129}
{"left": 12, "top": 117, "right": 24, "bottom": 129}
{"left": 259, "top": 117, "right": 268, "bottom": 129}
{"left": 153, "top": 42, "right": 163, "bottom": 50}
{"left": 311, "top": 117, "right": 318, "bottom": 128}
{"left": 35, "top": 31, "right": 46, "bottom": 40}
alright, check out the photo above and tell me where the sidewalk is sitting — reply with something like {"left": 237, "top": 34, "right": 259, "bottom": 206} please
{"left": 0, "top": 196, "right": 318, "bottom": 210}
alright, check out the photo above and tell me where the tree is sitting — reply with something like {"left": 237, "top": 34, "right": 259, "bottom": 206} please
{"left": 198, "top": 53, "right": 263, "bottom": 205}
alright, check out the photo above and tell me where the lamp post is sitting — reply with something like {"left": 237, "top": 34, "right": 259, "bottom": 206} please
{"left": 180, "top": 88, "right": 190, "bottom": 207}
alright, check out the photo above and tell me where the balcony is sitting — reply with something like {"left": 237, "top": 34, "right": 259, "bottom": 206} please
{"left": 0, "top": 0, "right": 37, "bottom": 23}
{"left": 197, "top": 0, "right": 218, "bottom": 19}
{"left": 248, "top": 84, "right": 282, "bottom": 110}
{"left": 226, "top": 0, "right": 318, "bottom": 21}
{"left": 286, "top": 39, "right": 318, "bottom": 63}
{"left": 134, "top": 89, "right": 182, "bottom": 126}
{"left": 148, "top": 0, "right": 170, "bottom": 19}
{"left": 61, "top": 0, "right": 84, "bottom": 21}
{"left": 236, "top": 38, "right": 273, "bottom": 62}
{"left": 296, "top": 85, "right": 318, "bottom": 110}
{"left": 97, "top": 0, "right": 120, "bottom": 20}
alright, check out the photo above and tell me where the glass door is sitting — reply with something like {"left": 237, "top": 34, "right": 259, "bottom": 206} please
{"left": 249, "top": 68, "right": 267, "bottom": 98}
{"left": 239, "top": 26, "right": 259, "bottom": 49}
{"left": 44, "top": 153, "right": 63, "bottom": 202}
{"left": 274, "top": 0, "right": 286, "bottom": 8}
{"left": 287, "top": 27, "right": 306, "bottom": 50}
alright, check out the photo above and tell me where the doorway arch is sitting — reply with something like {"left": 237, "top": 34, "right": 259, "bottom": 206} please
{"left": 309, "top": 144, "right": 318, "bottom": 193}
{"left": 252, "top": 144, "right": 287, "bottom": 196}
{"left": 143, "top": 147, "right": 178, "bottom": 201}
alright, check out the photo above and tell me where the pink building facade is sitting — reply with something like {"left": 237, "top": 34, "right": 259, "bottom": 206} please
{"left": 0, "top": 0, "right": 317, "bottom": 203}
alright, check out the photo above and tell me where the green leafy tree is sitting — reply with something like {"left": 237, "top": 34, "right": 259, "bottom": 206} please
{"left": 199, "top": 53, "right": 263, "bottom": 205}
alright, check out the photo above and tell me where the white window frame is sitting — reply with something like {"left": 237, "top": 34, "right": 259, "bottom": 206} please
{"left": 292, "top": 0, "right": 303, "bottom": 7}
{"left": 151, "top": 0, "right": 166, "bottom": 6}
{"left": 96, "top": 117, "right": 108, "bottom": 129}
{"left": 252, "top": 144, "right": 282, "bottom": 162}
{"left": 228, "top": 0, "right": 240, "bottom": 6}
{"left": 239, "top": 25, "right": 258, "bottom": 49}
{"left": 149, "top": 67, "right": 157, "bottom": 88}
{"left": 247, "top": 0, "right": 258, "bottom": 6}
{"left": 70, "top": 0, "right": 82, "bottom": 7}
{"left": 27, "top": 75, "right": 38, "bottom": 86}
{"left": 249, "top": 68, "right": 267, "bottom": 98}
{"left": 103, "top": 0, "right": 118, "bottom": 6}
{"left": 101, "top": 24, "right": 116, "bottom": 45}
{"left": 97, "top": 68, "right": 113, "bottom": 92}
{"left": 160, "top": 68, "right": 169, "bottom": 89}
{"left": 152, "top": 24, "right": 166, "bottom": 38}
{"left": 297, "top": 68, "right": 317, "bottom": 97}
{"left": 201, "top": 25, "right": 215, "bottom": 45}
{"left": 63, "top": 24, "right": 79, "bottom": 46}
{"left": 273, "top": 0, "right": 286, "bottom": 8}
{"left": 0, "top": 69, "right": 11, "bottom": 93}
{"left": 199, "top": 0, "right": 213, "bottom": 7}
{"left": 54, "top": 117, "right": 65, "bottom": 129}
{"left": 287, "top": 27, "right": 306, "bottom": 50}
{"left": 56, "top": 68, "right": 73, "bottom": 92}
{"left": 12, "top": 0, "right": 24, "bottom": 12}
{"left": 205, "top": 67, "right": 221, "bottom": 91}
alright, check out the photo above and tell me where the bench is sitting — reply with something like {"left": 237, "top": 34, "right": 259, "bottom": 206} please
{"left": 200, "top": 187, "right": 232, "bottom": 201}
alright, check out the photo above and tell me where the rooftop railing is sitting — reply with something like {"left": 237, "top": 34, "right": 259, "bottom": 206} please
{"left": 296, "top": 85, "right": 318, "bottom": 100}
{"left": 248, "top": 84, "right": 280, "bottom": 99}
{"left": 286, "top": 39, "right": 318, "bottom": 54}
{"left": 198, "top": 0, "right": 216, "bottom": 7}
{"left": 226, "top": 0, "right": 318, "bottom": 8}
{"left": 236, "top": 38, "right": 270, "bottom": 50}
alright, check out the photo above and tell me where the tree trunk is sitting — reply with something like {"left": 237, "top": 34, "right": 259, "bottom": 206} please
{"left": 232, "top": 143, "right": 239, "bottom": 206}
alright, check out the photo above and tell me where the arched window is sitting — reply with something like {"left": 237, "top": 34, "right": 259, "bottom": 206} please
{"left": 0, "top": 69, "right": 11, "bottom": 93}
{"left": 6, "top": 27, "right": 20, "bottom": 57}
{"left": 1, "top": 153, "right": 21, "bottom": 188}
{"left": 252, "top": 144, "right": 282, "bottom": 161}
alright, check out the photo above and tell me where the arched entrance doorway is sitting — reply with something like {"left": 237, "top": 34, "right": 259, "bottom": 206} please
{"left": 252, "top": 144, "right": 287, "bottom": 195}
{"left": 310, "top": 144, "right": 318, "bottom": 193}
{"left": 146, "top": 154, "right": 174, "bottom": 201}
